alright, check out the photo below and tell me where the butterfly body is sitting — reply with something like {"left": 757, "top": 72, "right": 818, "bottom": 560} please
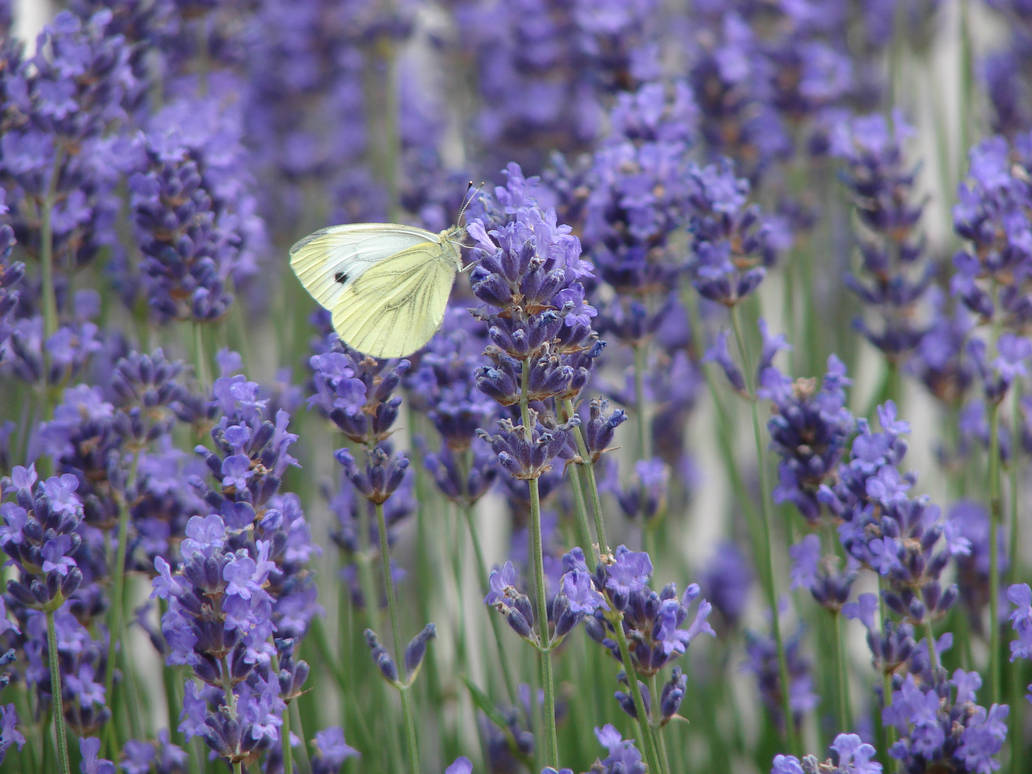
{"left": 290, "top": 223, "right": 464, "bottom": 358}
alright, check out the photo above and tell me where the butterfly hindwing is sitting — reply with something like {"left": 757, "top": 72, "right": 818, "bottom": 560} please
{"left": 289, "top": 223, "right": 438, "bottom": 310}
{"left": 329, "top": 239, "right": 459, "bottom": 358}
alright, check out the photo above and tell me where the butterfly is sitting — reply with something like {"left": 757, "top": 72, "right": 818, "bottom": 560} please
{"left": 289, "top": 222, "right": 466, "bottom": 359}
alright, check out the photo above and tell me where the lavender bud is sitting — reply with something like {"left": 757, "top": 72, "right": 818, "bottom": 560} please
{"left": 403, "top": 623, "right": 436, "bottom": 675}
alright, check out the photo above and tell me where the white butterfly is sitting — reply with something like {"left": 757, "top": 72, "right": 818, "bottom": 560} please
{"left": 289, "top": 223, "right": 465, "bottom": 359}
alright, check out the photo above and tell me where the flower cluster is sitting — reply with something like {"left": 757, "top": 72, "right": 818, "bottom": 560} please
{"left": 952, "top": 133, "right": 1032, "bottom": 339}
{"left": 883, "top": 669, "right": 1008, "bottom": 773}
{"left": 761, "top": 354, "right": 854, "bottom": 525}
{"left": 0, "top": 466, "right": 84, "bottom": 611}
{"left": 468, "top": 164, "right": 602, "bottom": 477}
{"left": 151, "top": 514, "right": 287, "bottom": 765}
{"left": 128, "top": 136, "right": 239, "bottom": 323}
{"left": 575, "top": 80, "right": 697, "bottom": 344}
{"left": 771, "top": 733, "right": 882, "bottom": 774}
{"left": 820, "top": 403, "right": 964, "bottom": 626}
{"left": 408, "top": 307, "right": 500, "bottom": 505}
{"left": 744, "top": 627, "right": 817, "bottom": 734}
{"left": 685, "top": 159, "right": 791, "bottom": 307}
{"left": 450, "top": 0, "right": 661, "bottom": 173}
{"left": 578, "top": 546, "right": 713, "bottom": 676}
{"left": 831, "top": 112, "right": 932, "bottom": 361}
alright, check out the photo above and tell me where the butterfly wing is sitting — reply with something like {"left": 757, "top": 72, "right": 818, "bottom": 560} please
{"left": 289, "top": 223, "right": 438, "bottom": 311}
{"left": 329, "top": 238, "right": 460, "bottom": 358}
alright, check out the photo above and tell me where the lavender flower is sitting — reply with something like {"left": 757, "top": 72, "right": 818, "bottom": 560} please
{"left": 771, "top": 733, "right": 882, "bottom": 774}
{"left": 883, "top": 670, "right": 1008, "bottom": 773}
{"left": 831, "top": 112, "right": 932, "bottom": 362}
{"left": 745, "top": 626, "right": 817, "bottom": 733}
{"left": 468, "top": 164, "right": 601, "bottom": 483}
{"left": 579, "top": 545, "right": 714, "bottom": 676}
{"left": 1, "top": 465, "right": 84, "bottom": 610}
{"left": 685, "top": 159, "right": 791, "bottom": 306}
{"left": 0, "top": 704, "right": 24, "bottom": 763}
{"left": 573, "top": 80, "right": 697, "bottom": 344}
{"left": 128, "top": 135, "right": 238, "bottom": 323}
{"left": 820, "top": 402, "right": 961, "bottom": 626}
{"left": 949, "top": 502, "right": 1008, "bottom": 633}
{"left": 700, "top": 539, "right": 753, "bottom": 631}
{"left": 79, "top": 736, "right": 116, "bottom": 774}
{"left": 450, "top": 0, "right": 661, "bottom": 173}
{"left": 311, "top": 726, "right": 360, "bottom": 774}
{"left": 589, "top": 723, "right": 646, "bottom": 774}
{"left": 952, "top": 133, "right": 1032, "bottom": 342}
{"left": 761, "top": 354, "right": 854, "bottom": 525}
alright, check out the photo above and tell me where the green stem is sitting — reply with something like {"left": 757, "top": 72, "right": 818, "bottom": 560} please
{"left": 375, "top": 501, "right": 420, "bottom": 774}
{"left": 877, "top": 578, "right": 897, "bottom": 770}
{"left": 633, "top": 341, "right": 651, "bottom": 463}
{"left": 274, "top": 656, "right": 294, "bottom": 774}
{"left": 832, "top": 610, "right": 852, "bottom": 733}
{"left": 46, "top": 607, "right": 72, "bottom": 774}
{"left": 356, "top": 500, "right": 382, "bottom": 634}
{"left": 729, "top": 306, "right": 798, "bottom": 754}
{"left": 609, "top": 620, "right": 665, "bottom": 774}
{"left": 988, "top": 400, "right": 1002, "bottom": 704}
{"left": 104, "top": 453, "right": 141, "bottom": 721}
{"left": 290, "top": 701, "right": 311, "bottom": 774}
{"left": 193, "top": 321, "right": 209, "bottom": 391}
{"left": 562, "top": 398, "right": 611, "bottom": 556}
{"left": 650, "top": 672, "right": 672, "bottom": 774}
{"left": 519, "top": 357, "right": 558, "bottom": 768}
{"left": 959, "top": 0, "right": 973, "bottom": 181}
{"left": 923, "top": 620, "right": 940, "bottom": 670}
{"left": 461, "top": 504, "right": 519, "bottom": 705}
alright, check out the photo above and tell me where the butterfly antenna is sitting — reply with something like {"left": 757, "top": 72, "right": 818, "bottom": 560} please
{"left": 455, "top": 180, "right": 483, "bottom": 226}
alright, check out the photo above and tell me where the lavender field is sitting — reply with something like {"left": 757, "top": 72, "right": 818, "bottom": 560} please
{"left": 1, "top": 1, "right": 1032, "bottom": 773}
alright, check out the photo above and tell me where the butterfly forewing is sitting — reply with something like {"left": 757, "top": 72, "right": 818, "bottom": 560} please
{"left": 329, "top": 239, "right": 460, "bottom": 358}
{"left": 289, "top": 223, "right": 438, "bottom": 310}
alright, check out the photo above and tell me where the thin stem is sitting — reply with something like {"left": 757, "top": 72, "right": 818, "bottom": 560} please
{"left": 290, "top": 702, "right": 311, "bottom": 774}
{"left": 922, "top": 620, "right": 940, "bottom": 670}
{"left": 461, "top": 504, "right": 519, "bottom": 705}
{"left": 40, "top": 151, "right": 63, "bottom": 344}
{"left": 356, "top": 501, "right": 382, "bottom": 634}
{"left": 375, "top": 501, "right": 420, "bottom": 774}
{"left": 877, "top": 578, "right": 897, "bottom": 770}
{"left": 832, "top": 610, "right": 852, "bottom": 734}
{"left": 633, "top": 341, "right": 651, "bottom": 462}
{"left": 519, "top": 357, "right": 559, "bottom": 768}
{"left": 46, "top": 607, "right": 72, "bottom": 774}
{"left": 650, "top": 672, "right": 672, "bottom": 774}
{"left": 987, "top": 399, "right": 1002, "bottom": 704}
{"left": 274, "top": 656, "right": 294, "bottom": 774}
{"left": 959, "top": 0, "right": 973, "bottom": 181}
{"left": 609, "top": 620, "right": 665, "bottom": 774}
{"left": 105, "top": 453, "right": 141, "bottom": 716}
{"left": 729, "top": 306, "right": 798, "bottom": 754}
{"left": 562, "top": 398, "right": 611, "bottom": 556}
{"left": 193, "top": 321, "right": 209, "bottom": 392}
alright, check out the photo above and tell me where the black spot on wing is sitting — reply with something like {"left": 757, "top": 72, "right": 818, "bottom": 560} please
{"left": 334, "top": 271, "right": 349, "bottom": 284}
